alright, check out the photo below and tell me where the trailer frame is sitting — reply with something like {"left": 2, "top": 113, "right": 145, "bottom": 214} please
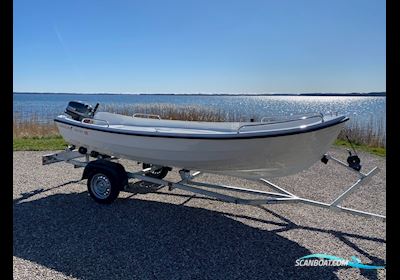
{"left": 42, "top": 148, "right": 385, "bottom": 220}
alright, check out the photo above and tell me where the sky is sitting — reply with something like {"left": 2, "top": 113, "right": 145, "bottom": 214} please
{"left": 13, "top": 0, "right": 386, "bottom": 94}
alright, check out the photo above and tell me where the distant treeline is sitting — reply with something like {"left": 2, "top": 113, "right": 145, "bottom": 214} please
{"left": 296, "top": 92, "right": 386, "bottom": 97}
{"left": 13, "top": 92, "right": 386, "bottom": 96}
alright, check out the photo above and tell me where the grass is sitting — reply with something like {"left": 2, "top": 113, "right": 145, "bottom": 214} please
{"left": 333, "top": 139, "right": 385, "bottom": 157}
{"left": 13, "top": 135, "right": 67, "bottom": 151}
{"left": 13, "top": 104, "right": 386, "bottom": 156}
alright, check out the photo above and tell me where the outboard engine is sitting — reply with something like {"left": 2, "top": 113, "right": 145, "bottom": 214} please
{"left": 65, "top": 101, "right": 99, "bottom": 121}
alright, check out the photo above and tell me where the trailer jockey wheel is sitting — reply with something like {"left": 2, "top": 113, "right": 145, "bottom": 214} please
{"left": 142, "top": 163, "right": 169, "bottom": 179}
{"left": 347, "top": 155, "right": 361, "bottom": 171}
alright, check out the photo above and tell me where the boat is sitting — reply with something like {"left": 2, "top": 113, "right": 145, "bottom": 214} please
{"left": 44, "top": 101, "right": 385, "bottom": 219}
{"left": 54, "top": 101, "right": 349, "bottom": 179}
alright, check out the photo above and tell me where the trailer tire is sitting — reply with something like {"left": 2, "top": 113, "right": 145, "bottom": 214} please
{"left": 87, "top": 170, "right": 120, "bottom": 204}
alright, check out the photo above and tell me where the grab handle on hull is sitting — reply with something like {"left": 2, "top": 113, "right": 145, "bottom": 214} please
{"left": 82, "top": 118, "right": 110, "bottom": 127}
{"left": 238, "top": 113, "right": 324, "bottom": 134}
{"left": 261, "top": 113, "right": 324, "bottom": 123}
{"left": 133, "top": 113, "right": 162, "bottom": 120}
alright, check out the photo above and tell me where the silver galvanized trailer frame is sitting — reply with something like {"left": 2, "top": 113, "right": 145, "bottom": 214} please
{"left": 42, "top": 149, "right": 385, "bottom": 220}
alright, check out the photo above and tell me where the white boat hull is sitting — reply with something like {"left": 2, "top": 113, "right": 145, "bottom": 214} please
{"left": 56, "top": 119, "right": 346, "bottom": 178}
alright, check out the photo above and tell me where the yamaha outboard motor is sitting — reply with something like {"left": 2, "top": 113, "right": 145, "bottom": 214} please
{"left": 65, "top": 101, "right": 99, "bottom": 121}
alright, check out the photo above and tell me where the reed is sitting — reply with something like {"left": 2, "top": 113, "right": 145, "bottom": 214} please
{"left": 337, "top": 115, "right": 386, "bottom": 148}
{"left": 13, "top": 112, "right": 59, "bottom": 138}
{"left": 100, "top": 103, "right": 228, "bottom": 122}
{"left": 13, "top": 104, "right": 385, "bottom": 152}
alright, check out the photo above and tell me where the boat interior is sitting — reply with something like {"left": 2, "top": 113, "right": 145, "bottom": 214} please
{"left": 57, "top": 111, "right": 345, "bottom": 136}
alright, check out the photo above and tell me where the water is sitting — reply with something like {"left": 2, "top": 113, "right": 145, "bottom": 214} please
{"left": 13, "top": 93, "right": 385, "bottom": 134}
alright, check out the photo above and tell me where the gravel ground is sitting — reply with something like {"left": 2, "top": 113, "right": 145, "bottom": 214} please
{"left": 13, "top": 148, "right": 386, "bottom": 280}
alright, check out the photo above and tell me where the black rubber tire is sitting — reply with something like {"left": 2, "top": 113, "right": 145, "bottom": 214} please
{"left": 87, "top": 170, "right": 121, "bottom": 204}
{"left": 142, "top": 163, "right": 169, "bottom": 179}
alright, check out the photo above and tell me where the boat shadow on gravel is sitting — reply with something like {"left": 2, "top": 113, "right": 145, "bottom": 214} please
{"left": 13, "top": 181, "right": 385, "bottom": 280}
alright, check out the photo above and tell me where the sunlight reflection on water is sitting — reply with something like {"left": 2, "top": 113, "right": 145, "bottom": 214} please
{"left": 13, "top": 94, "right": 385, "bottom": 134}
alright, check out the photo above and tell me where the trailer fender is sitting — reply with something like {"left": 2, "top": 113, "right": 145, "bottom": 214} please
{"left": 82, "top": 160, "right": 128, "bottom": 189}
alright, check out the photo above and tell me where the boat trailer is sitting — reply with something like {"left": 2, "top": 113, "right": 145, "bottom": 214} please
{"left": 42, "top": 148, "right": 385, "bottom": 220}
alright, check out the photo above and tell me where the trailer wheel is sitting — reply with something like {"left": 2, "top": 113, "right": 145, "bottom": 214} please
{"left": 142, "top": 163, "right": 169, "bottom": 179}
{"left": 87, "top": 171, "right": 120, "bottom": 204}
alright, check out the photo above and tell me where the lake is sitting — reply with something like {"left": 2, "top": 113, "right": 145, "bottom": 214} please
{"left": 13, "top": 93, "right": 386, "bottom": 134}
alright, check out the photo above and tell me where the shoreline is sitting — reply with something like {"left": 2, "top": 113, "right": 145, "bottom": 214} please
{"left": 13, "top": 104, "right": 385, "bottom": 156}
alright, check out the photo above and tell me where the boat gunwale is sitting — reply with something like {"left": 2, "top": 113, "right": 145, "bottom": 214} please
{"left": 54, "top": 115, "right": 349, "bottom": 140}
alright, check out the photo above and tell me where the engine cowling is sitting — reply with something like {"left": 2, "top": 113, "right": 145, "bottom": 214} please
{"left": 65, "top": 101, "right": 96, "bottom": 121}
